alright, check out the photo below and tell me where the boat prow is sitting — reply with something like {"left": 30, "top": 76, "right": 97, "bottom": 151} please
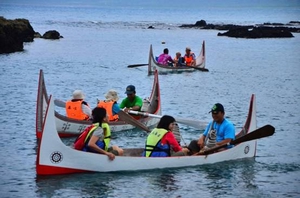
{"left": 37, "top": 94, "right": 274, "bottom": 176}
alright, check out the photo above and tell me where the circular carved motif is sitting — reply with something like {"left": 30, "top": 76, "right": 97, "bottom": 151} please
{"left": 244, "top": 145, "right": 250, "bottom": 154}
{"left": 50, "top": 151, "right": 63, "bottom": 163}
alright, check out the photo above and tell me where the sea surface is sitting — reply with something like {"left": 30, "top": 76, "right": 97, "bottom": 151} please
{"left": 0, "top": 0, "right": 300, "bottom": 197}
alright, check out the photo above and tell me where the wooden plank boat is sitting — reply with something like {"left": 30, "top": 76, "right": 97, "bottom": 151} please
{"left": 148, "top": 41, "right": 208, "bottom": 75}
{"left": 36, "top": 94, "right": 275, "bottom": 175}
{"left": 36, "top": 69, "right": 161, "bottom": 138}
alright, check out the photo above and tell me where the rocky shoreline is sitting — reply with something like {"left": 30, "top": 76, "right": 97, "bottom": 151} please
{"left": 1, "top": 17, "right": 299, "bottom": 54}
{"left": 179, "top": 19, "right": 300, "bottom": 38}
{"left": 0, "top": 17, "right": 62, "bottom": 54}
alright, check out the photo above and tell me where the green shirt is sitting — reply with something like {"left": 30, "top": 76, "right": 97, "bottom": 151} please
{"left": 119, "top": 96, "right": 143, "bottom": 109}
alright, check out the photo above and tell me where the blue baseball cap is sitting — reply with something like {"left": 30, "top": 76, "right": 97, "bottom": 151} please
{"left": 125, "top": 85, "right": 135, "bottom": 94}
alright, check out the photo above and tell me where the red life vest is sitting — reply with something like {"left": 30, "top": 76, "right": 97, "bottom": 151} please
{"left": 66, "top": 100, "right": 90, "bottom": 120}
{"left": 184, "top": 52, "right": 195, "bottom": 66}
{"left": 97, "top": 100, "right": 119, "bottom": 121}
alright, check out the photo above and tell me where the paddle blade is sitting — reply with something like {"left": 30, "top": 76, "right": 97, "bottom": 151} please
{"left": 191, "top": 66, "right": 209, "bottom": 72}
{"left": 127, "top": 64, "right": 148, "bottom": 68}
{"left": 118, "top": 110, "right": 151, "bottom": 132}
{"left": 231, "top": 124, "right": 275, "bottom": 145}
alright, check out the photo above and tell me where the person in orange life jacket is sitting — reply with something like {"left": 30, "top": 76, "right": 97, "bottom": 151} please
{"left": 173, "top": 52, "right": 185, "bottom": 67}
{"left": 83, "top": 107, "right": 123, "bottom": 160}
{"left": 66, "top": 90, "right": 92, "bottom": 120}
{"left": 187, "top": 103, "right": 235, "bottom": 155}
{"left": 97, "top": 89, "right": 121, "bottom": 121}
{"left": 157, "top": 48, "right": 174, "bottom": 66}
{"left": 120, "top": 85, "right": 143, "bottom": 113}
{"left": 184, "top": 47, "right": 196, "bottom": 66}
{"left": 143, "top": 115, "right": 189, "bottom": 157}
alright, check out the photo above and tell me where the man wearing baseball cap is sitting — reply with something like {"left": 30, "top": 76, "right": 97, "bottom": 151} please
{"left": 119, "top": 85, "right": 143, "bottom": 116}
{"left": 188, "top": 103, "right": 235, "bottom": 154}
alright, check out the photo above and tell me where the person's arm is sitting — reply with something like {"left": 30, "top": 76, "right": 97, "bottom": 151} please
{"left": 87, "top": 128, "right": 115, "bottom": 160}
{"left": 131, "top": 96, "right": 143, "bottom": 111}
{"left": 168, "top": 55, "right": 174, "bottom": 63}
{"left": 192, "top": 53, "right": 196, "bottom": 60}
{"left": 197, "top": 122, "right": 212, "bottom": 147}
{"left": 112, "top": 103, "right": 121, "bottom": 115}
{"left": 82, "top": 103, "right": 92, "bottom": 117}
{"left": 164, "top": 132, "right": 182, "bottom": 152}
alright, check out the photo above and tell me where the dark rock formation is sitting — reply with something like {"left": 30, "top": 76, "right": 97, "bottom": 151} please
{"left": 180, "top": 19, "right": 300, "bottom": 38}
{"left": 0, "top": 17, "right": 35, "bottom": 53}
{"left": 218, "top": 26, "right": 294, "bottom": 38}
{"left": 0, "top": 17, "right": 63, "bottom": 53}
{"left": 42, "top": 30, "right": 63, "bottom": 39}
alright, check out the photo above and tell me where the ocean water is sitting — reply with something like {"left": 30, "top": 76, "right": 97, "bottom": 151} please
{"left": 0, "top": 0, "right": 300, "bottom": 197}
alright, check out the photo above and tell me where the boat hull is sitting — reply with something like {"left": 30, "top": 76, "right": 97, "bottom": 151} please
{"left": 37, "top": 94, "right": 259, "bottom": 175}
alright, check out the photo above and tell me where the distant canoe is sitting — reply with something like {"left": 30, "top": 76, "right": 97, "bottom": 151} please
{"left": 148, "top": 41, "right": 208, "bottom": 75}
{"left": 36, "top": 94, "right": 275, "bottom": 175}
{"left": 35, "top": 69, "right": 162, "bottom": 138}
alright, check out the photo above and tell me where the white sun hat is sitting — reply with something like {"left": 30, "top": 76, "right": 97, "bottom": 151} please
{"left": 105, "top": 89, "right": 119, "bottom": 101}
{"left": 72, "top": 90, "right": 85, "bottom": 100}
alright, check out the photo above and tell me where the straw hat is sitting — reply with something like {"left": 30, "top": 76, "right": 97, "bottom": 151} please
{"left": 72, "top": 90, "right": 84, "bottom": 100}
{"left": 105, "top": 89, "right": 119, "bottom": 101}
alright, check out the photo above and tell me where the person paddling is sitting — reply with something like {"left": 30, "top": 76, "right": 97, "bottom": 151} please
{"left": 188, "top": 103, "right": 235, "bottom": 155}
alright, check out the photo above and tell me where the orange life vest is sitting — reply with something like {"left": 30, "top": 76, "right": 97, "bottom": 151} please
{"left": 66, "top": 100, "right": 90, "bottom": 120}
{"left": 97, "top": 100, "right": 119, "bottom": 121}
{"left": 184, "top": 52, "right": 195, "bottom": 66}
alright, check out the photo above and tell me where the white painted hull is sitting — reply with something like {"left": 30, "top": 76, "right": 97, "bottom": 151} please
{"left": 148, "top": 41, "right": 207, "bottom": 75}
{"left": 36, "top": 69, "right": 161, "bottom": 138}
{"left": 36, "top": 94, "right": 258, "bottom": 175}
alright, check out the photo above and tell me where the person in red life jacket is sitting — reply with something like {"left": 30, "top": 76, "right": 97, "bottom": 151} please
{"left": 97, "top": 89, "right": 121, "bottom": 121}
{"left": 157, "top": 48, "right": 174, "bottom": 66}
{"left": 83, "top": 107, "right": 123, "bottom": 160}
{"left": 66, "top": 90, "right": 92, "bottom": 120}
{"left": 143, "top": 115, "right": 189, "bottom": 157}
{"left": 184, "top": 47, "right": 196, "bottom": 66}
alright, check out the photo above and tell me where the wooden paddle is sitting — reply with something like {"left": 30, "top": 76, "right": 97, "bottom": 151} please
{"left": 197, "top": 124, "right": 275, "bottom": 155}
{"left": 117, "top": 110, "right": 151, "bottom": 133}
{"left": 190, "top": 66, "right": 209, "bottom": 72}
{"left": 128, "top": 110, "right": 208, "bottom": 129}
{"left": 54, "top": 99, "right": 151, "bottom": 133}
{"left": 127, "top": 64, "right": 148, "bottom": 68}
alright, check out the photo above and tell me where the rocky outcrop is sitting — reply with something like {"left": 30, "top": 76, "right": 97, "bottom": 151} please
{"left": 0, "top": 17, "right": 35, "bottom": 53}
{"left": 217, "top": 26, "right": 294, "bottom": 38}
{"left": 42, "top": 30, "right": 63, "bottom": 39}
{"left": 180, "top": 20, "right": 300, "bottom": 38}
{"left": 0, "top": 17, "right": 63, "bottom": 54}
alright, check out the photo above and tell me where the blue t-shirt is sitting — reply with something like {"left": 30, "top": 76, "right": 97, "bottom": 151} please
{"left": 203, "top": 119, "right": 235, "bottom": 142}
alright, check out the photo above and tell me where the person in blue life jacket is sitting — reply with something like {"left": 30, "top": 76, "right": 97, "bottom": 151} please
{"left": 143, "top": 115, "right": 189, "bottom": 157}
{"left": 188, "top": 103, "right": 235, "bottom": 155}
{"left": 83, "top": 107, "right": 123, "bottom": 160}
